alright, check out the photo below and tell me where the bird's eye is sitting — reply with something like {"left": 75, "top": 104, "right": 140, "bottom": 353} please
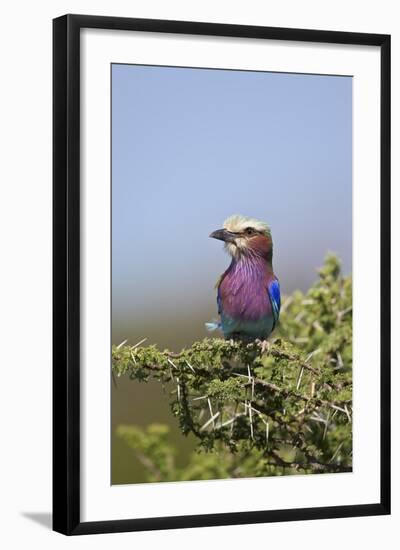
{"left": 245, "top": 227, "right": 255, "bottom": 235}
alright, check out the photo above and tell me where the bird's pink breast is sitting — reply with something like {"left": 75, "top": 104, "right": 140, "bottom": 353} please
{"left": 219, "top": 260, "right": 273, "bottom": 321}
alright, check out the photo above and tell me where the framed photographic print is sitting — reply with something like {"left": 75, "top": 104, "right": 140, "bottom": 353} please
{"left": 53, "top": 14, "right": 391, "bottom": 535}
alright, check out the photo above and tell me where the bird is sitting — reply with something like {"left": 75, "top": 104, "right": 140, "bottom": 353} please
{"left": 207, "top": 214, "right": 280, "bottom": 341}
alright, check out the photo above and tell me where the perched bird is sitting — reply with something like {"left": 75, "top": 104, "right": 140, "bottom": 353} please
{"left": 207, "top": 215, "right": 280, "bottom": 341}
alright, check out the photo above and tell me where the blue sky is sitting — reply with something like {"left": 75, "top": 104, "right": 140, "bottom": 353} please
{"left": 111, "top": 64, "right": 352, "bottom": 348}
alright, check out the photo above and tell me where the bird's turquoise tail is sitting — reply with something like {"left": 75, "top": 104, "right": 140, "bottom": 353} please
{"left": 205, "top": 321, "right": 222, "bottom": 332}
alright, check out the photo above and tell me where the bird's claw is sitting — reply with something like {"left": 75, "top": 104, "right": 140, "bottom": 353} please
{"left": 255, "top": 339, "right": 270, "bottom": 354}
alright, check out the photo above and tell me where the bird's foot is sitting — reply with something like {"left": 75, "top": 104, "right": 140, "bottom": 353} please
{"left": 255, "top": 339, "right": 271, "bottom": 354}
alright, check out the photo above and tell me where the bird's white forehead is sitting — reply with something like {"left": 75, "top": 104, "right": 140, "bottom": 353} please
{"left": 223, "top": 214, "right": 270, "bottom": 235}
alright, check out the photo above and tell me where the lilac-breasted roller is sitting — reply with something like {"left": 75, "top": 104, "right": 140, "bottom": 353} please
{"left": 207, "top": 215, "right": 280, "bottom": 341}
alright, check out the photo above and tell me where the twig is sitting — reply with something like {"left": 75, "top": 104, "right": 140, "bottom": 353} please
{"left": 247, "top": 364, "right": 255, "bottom": 401}
{"left": 296, "top": 366, "right": 304, "bottom": 390}
{"left": 192, "top": 395, "right": 207, "bottom": 401}
{"left": 246, "top": 401, "right": 254, "bottom": 439}
{"left": 200, "top": 411, "right": 220, "bottom": 432}
{"left": 207, "top": 398, "right": 215, "bottom": 428}
{"left": 323, "top": 411, "right": 331, "bottom": 441}
{"left": 167, "top": 358, "right": 178, "bottom": 370}
{"left": 248, "top": 376, "right": 351, "bottom": 413}
{"left": 218, "top": 412, "right": 246, "bottom": 429}
{"left": 132, "top": 337, "right": 147, "bottom": 350}
{"left": 185, "top": 359, "right": 195, "bottom": 373}
{"left": 116, "top": 339, "right": 128, "bottom": 349}
{"left": 329, "top": 441, "right": 345, "bottom": 463}
{"left": 344, "top": 404, "right": 351, "bottom": 423}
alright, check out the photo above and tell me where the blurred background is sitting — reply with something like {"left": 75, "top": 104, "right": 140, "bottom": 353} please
{"left": 111, "top": 64, "right": 352, "bottom": 484}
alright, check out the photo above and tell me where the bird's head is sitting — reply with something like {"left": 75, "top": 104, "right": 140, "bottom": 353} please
{"left": 210, "top": 214, "right": 273, "bottom": 261}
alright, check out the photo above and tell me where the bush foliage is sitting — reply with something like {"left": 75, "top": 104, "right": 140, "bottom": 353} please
{"left": 113, "top": 254, "right": 352, "bottom": 482}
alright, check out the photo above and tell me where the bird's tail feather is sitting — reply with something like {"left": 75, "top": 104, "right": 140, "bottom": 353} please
{"left": 205, "top": 320, "right": 222, "bottom": 332}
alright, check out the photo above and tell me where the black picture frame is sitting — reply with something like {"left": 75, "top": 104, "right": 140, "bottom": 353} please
{"left": 53, "top": 14, "right": 391, "bottom": 535}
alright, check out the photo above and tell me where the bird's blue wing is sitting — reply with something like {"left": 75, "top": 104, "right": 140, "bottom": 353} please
{"left": 267, "top": 278, "right": 281, "bottom": 328}
{"left": 217, "top": 284, "right": 222, "bottom": 315}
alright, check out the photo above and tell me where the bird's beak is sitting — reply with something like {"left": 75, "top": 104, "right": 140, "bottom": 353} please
{"left": 209, "top": 228, "right": 236, "bottom": 243}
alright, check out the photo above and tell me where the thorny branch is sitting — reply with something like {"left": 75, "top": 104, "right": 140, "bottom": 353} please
{"left": 114, "top": 255, "right": 352, "bottom": 479}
